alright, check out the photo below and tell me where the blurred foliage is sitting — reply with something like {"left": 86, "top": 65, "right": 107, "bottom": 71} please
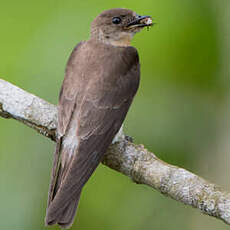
{"left": 0, "top": 0, "right": 230, "bottom": 229}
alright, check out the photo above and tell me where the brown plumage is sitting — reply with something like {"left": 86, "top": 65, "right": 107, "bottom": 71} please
{"left": 45, "top": 8, "right": 152, "bottom": 229}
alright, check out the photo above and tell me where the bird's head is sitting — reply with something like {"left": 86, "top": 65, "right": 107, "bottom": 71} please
{"left": 90, "top": 8, "right": 153, "bottom": 47}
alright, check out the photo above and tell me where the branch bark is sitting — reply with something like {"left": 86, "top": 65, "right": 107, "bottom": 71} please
{"left": 1, "top": 78, "right": 230, "bottom": 225}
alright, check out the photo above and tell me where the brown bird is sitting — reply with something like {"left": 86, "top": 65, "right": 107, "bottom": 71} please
{"left": 45, "top": 8, "right": 153, "bottom": 229}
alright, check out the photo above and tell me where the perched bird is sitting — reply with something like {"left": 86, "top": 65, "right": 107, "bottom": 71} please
{"left": 45, "top": 8, "right": 153, "bottom": 229}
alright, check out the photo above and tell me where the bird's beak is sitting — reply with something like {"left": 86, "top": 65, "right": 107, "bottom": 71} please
{"left": 126, "top": 15, "right": 153, "bottom": 29}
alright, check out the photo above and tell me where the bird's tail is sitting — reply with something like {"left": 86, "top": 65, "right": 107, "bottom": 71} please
{"left": 45, "top": 138, "right": 82, "bottom": 229}
{"left": 45, "top": 193, "right": 81, "bottom": 229}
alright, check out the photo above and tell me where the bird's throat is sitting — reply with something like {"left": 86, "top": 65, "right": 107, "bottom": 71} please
{"left": 99, "top": 32, "right": 133, "bottom": 47}
{"left": 109, "top": 35, "right": 132, "bottom": 47}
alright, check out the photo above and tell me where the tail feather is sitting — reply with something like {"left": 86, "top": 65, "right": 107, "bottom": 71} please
{"left": 45, "top": 191, "right": 81, "bottom": 229}
{"left": 46, "top": 136, "right": 80, "bottom": 229}
{"left": 58, "top": 194, "right": 81, "bottom": 229}
{"left": 47, "top": 138, "right": 62, "bottom": 206}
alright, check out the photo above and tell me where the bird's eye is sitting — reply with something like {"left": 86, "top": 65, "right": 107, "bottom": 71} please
{"left": 112, "top": 17, "right": 122, "bottom": 24}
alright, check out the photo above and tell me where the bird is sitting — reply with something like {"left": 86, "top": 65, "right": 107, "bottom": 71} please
{"left": 45, "top": 8, "right": 153, "bottom": 229}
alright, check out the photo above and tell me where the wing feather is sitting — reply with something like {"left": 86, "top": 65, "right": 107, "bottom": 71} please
{"left": 47, "top": 42, "right": 85, "bottom": 206}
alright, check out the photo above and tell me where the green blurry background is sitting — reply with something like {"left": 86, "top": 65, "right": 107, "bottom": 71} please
{"left": 0, "top": 0, "right": 230, "bottom": 229}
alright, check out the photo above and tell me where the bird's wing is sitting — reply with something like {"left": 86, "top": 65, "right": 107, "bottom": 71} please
{"left": 58, "top": 41, "right": 86, "bottom": 136}
{"left": 46, "top": 42, "right": 140, "bottom": 226}
{"left": 47, "top": 42, "right": 85, "bottom": 206}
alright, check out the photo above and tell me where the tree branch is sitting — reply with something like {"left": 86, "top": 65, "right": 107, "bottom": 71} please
{"left": 1, "top": 78, "right": 230, "bottom": 225}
